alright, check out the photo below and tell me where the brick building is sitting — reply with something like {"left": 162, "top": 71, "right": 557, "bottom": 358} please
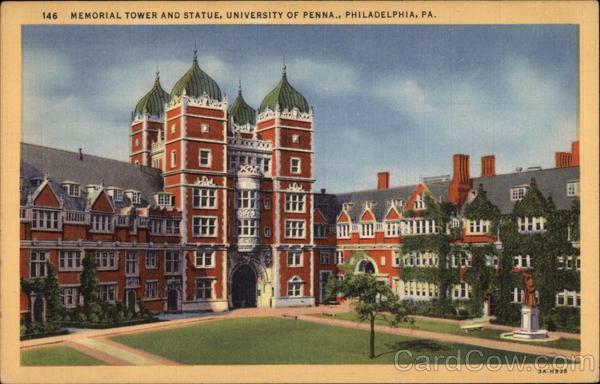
{"left": 19, "top": 54, "right": 580, "bottom": 321}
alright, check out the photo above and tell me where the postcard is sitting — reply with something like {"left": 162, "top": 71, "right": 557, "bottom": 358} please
{"left": 1, "top": 1, "right": 598, "bottom": 383}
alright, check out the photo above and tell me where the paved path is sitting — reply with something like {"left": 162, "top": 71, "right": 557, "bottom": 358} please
{"left": 299, "top": 315, "right": 578, "bottom": 358}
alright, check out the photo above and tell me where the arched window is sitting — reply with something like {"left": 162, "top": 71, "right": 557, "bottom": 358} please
{"left": 287, "top": 276, "right": 303, "bottom": 297}
{"left": 358, "top": 260, "right": 375, "bottom": 274}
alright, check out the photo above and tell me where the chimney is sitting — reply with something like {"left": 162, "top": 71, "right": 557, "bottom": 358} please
{"left": 481, "top": 155, "right": 495, "bottom": 177}
{"left": 571, "top": 141, "right": 580, "bottom": 166}
{"left": 377, "top": 172, "right": 390, "bottom": 190}
{"left": 78, "top": 148, "right": 83, "bottom": 160}
{"left": 555, "top": 152, "right": 572, "bottom": 168}
{"left": 449, "top": 154, "right": 472, "bottom": 206}
{"left": 320, "top": 188, "right": 326, "bottom": 194}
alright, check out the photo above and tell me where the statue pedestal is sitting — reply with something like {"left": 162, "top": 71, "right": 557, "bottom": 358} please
{"left": 512, "top": 306, "right": 548, "bottom": 339}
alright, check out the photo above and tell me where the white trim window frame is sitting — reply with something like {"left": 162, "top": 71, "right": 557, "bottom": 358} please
{"left": 285, "top": 193, "right": 305, "bottom": 213}
{"left": 287, "top": 276, "right": 303, "bottom": 297}
{"left": 125, "top": 251, "right": 139, "bottom": 276}
{"left": 264, "top": 226, "right": 272, "bottom": 238}
{"left": 238, "top": 190, "right": 258, "bottom": 209}
{"left": 335, "top": 251, "right": 344, "bottom": 265}
{"left": 195, "top": 278, "right": 213, "bottom": 299}
{"left": 290, "top": 157, "right": 301, "bottom": 174}
{"left": 193, "top": 188, "right": 217, "bottom": 209}
{"left": 98, "top": 283, "right": 117, "bottom": 303}
{"left": 360, "top": 223, "right": 374, "bottom": 238}
{"left": 90, "top": 213, "right": 113, "bottom": 233}
{"left": 287, "top": 250, "right": 303, "bottom": 267}
{"left": 96, "top": 250, "right": 118, "bottom": 270}
{"left": 144, "top": 280, "right": 159, "bottom": 299}
{"left": 336, "top": 223, "right": 350, "bottom": 238}
{"left": 199, "top": 149, "right": 212, "bottom": 168}
{"left": 314, "top": 223, "right": 326, "bottom": 239}
{"left": 58, "top": 250, "right": 83, "bottom": 271}
{"left": 165, "top": 251, "right": 182, "bottom": 274}
{"left": 59, "top": 285, "right": 81, "bottom": 308}
{"left": 285, "top": 219, "right": 305, "bottom": 239}
{"left": 510, "top": 186, "right": 528, "bottom": 201}
{"left": 30, "top": 250, "right": 49, "bottom": 278}
{"left": 31, "top": 209, "right": 60, "bottom": 231}
{"left": 385, "top": 221, "right": 400, "bottom": 237}
{"left": 145, "top": 250, "right": 158, "bottom": 269}
{"left": 320, "top": 251, "right": 330, "bottom": 265}
{"left": 195, "top": 250, "right": 215, "bottom": 268}
{"left": 566, "top": 181, "right": 580, "bottom": 197}
{"left": 192, "top": 216, "right": 218, "bottom": 237}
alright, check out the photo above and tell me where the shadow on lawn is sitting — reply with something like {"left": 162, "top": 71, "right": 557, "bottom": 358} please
{"left": 376, "top": 340, "right": 449, "bottom": 358}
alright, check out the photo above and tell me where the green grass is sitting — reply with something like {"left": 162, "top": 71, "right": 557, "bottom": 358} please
{"left": 21, "top": 345, "right": 104, "bottom": 366}
{"left": 111, "top": 317, "right": 552, "bottom": 365}
{"left": 314, "top": 312, "right": 580, "bottom": 351}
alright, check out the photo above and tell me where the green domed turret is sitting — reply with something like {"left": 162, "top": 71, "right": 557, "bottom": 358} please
{"left": 133, "top": 73, "right": 170, "bottom": 118}
{"left": 171, "top": 51, "right": 222, "bottom": 101}
{"left": 259, "top": 67, "right": 309, "bottom": 113}
{"left": 230, "top": 84, "right": 256, "bottom": 126}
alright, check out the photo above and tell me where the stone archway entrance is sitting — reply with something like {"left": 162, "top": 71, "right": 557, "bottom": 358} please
{"left": 231, "top": 265, "right": 257, "bottom": 309}
{"left": 167, "top": 289, "right": 179, "bottom": 311}
{"left": 32, "top": 295, "right": 44, "bottom": 323}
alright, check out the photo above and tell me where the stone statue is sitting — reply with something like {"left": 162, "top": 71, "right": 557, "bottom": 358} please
{"left": 522, "top": 271, "right": 537, "bottom": 308}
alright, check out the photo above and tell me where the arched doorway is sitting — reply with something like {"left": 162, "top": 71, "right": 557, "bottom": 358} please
{"left": 231, "top": 265, "right": 257, "bottom": 308}
{"left": 32, "top": 295, "right": 44, "bottom": 323}
{"left": 167, "top": 289, "right": 178, "bottom": 311}
{"left": 127, "top": 290, "right": 136, "bottom": 312}
{"left": 358, "top": 260, "right": 375, "bottom": 274}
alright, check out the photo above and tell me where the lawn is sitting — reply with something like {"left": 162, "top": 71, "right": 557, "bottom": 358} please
{"left": 21, "top": 345, "right": 104, "bottom": 366}
{"left": 111, "top": 317, "right": 550, "bottom": 365}
{"left": 313, "top": 312, "right": 580, "bottom": 351}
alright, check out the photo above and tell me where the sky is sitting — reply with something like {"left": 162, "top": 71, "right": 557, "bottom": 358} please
{"left": 22, "top": 25, "right": 578, "bottom": 193}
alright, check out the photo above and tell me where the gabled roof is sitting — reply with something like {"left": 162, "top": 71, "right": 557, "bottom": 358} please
{"left": 20, "top": 143, "right": 163, "bottom": 211}
{"left": 469, "top": 166, "right": 579, "bottom": 214}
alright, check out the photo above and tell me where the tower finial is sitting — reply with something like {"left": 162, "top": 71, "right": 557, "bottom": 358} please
{"left": 155, "top": 64, "right": 160, "bottom": 81}
{"left": 282, "top": 55, "right": 286, "bottom": 76}
{"left": 193, "top": 41, "right": 198, "bottom": 61}
{"left": 238, "top": 78, "right": 242, "bottom": 95}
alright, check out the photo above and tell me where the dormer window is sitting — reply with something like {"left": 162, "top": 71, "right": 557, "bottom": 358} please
{"left": 62, "top": 181, "right": 80, "bottom": 197}
{"left": 518, "top": 217, "right": 546, "bottom": 233}
{"left": 393, "top": 199, "right": 404, "bottom": 208}
{"left": 31, "top": 177, "right": 45, "bottom": 188}
{"left": 364, "top": 201, "right": 376, "bottom": 210}
{"left": 342, "top": 202, "right": 353, "bottom": 211}
{"left": 414, "top": 194, "right": 426, "bottom": 210}
{"left": 125, "top": 190, "right": 142, "bottom": 205}
{"left": 566, "top": 181, "right": 579, "bottom": 197}
{"left": 107, "top": 187, "right": 123, "bottom": 202}
{"left": 510, "top": 186, "right": 529, "bottom": 201}
{"left": 86, "top": 184, "right": 101, "bottom": 194}
{"left": 155, "top": 192, "right": 173, "bottom": 207}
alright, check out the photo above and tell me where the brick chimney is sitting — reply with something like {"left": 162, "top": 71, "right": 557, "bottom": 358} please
{"left": 555, "top": 152, "right": 572, "bottom": 168}
{"left": 377, "top": 172, "right": 390, "bottom": 190}
{"left": 571, "top": 141, "right": 580, "bottom": 166}
{"left": 481, "top": 155, "right": 495, "bottom": 177}
{"left": 449, "top": 154, "right": 472, "bottom": 206}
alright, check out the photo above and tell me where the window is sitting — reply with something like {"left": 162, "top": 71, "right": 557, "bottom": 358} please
{"left": 99, "top": 283, "right": 117, "bottom": 303}
{"left": 361, "top": 223, "right": 374, "bottom": 238}
{"left": 201, "top": 123, "right": 209, "bottom": 133}
{"left": 414, "top": 194, "right": 426, "bottom": 210}
{"left": 556, "top": 290, "right": 580, "bottom": 307}
{"left": 263, "top": 159, "right": 270, "bottom": 174}
{"left": 59, "top": 286, "right": 80, "bottom": 308}
{"left": 157, "top": 193, "right": 173, "bottom": 206}
{"left": 335, "top": 251, "right": 344, "bottom": 265}
{"left": 62, "top": 182, "right": 80, "bottom": 197}
{"left": 144, "top": 281, "right": 158, "bottom": 299}
{"left": 320, "top": 251, "right": 330, "bottom": 265}
{"left": 510, "top": 186, "right": 528, "bottom": 201}
{"left": 291, "top": 134, "right": 300, "bottom": 143}
{"left": 264, "top": 226, "right": 272, "bottom": 238}
{"left": 238, "top": 219, "right": 259, "bottom": 236}
{"left": 91, "top": 214, "right": 112, "bottom": 232}
{"left": 171, "top": 150, "right": 177, "bottom": 167}
{"left": 193, "top": 188, "right": 217, "bottom": 208}
{"left": 149, "top": 218, "right": 163, "bottom": 234}
{"left": 454, "top": 282, "right": 471, "bottom": 299}
{"left": 285, "top": 220, "right": 305, "bottom": 239}
{"left": 290, "top": 158, "right": 301, "bottom": 174}
{"left": 264, "top": 198, "right": 271, "bottom": 210}
{"left": 110, "top": 188, "right": 123, "bottom": 202}
{"left": 287, "top": 251, "right": 302, "bottom": 267}
{"left": 165, "top": 251, "right": 181, "bottom": 274}
{"left": 314, "top": 224, "right": 326, "bottom": 239}
{"left": 145, "top": 251, "right": 157, "bottom": 269}
{"left": 485, "top": 255, "right": 499, "bottom": 267}
{"left": 135, "top": 138, "right": 139, "bottom": 147}
{"left": 386, "top": 222, "right": 400, "bottom": 237}
{"left": 518, "top": 217, "right": 546, "bottom": 233}
{"left": 31, "top": 209, "right": 59, "bottom": 230}
{"left": 468, "top": 220, "right": 490, "bottom": 234}
{"left": 287, "top": 276, "right": 303, "bottom": 297}
{"left": 170, "top": 124, "right": 176, "bottom": 133}
{"left": 58, "top": 250, "right": 82, "bottom": 271}
{"left": 566, "top": 181, "right": 579, "bottom": 197}
{"left": 392, "top": 251, "right": 402, "bottom": 267}
{"left": 166, "top": 219, "right": 181, "bottom": 235}
{"left": 96, "top": 250, "right": 118, "bottom": 270}
{"left": 337, "top": 224, "right": 350, "bottom": 238}
{"left": 125, "top": 251, "right": 139, "bottom": 276}
{"left": 30, "top": 250, "right": 48, "bottom": 278}
{"left": 199, "top": 149, "right": 211, "bottom": 167}
{"left": 195, "top": 250, "right": 214, "bottom": 268}
{"left": 285, "top": 193, "right": 305, "bottom": 212}
{"left": 192, "top": 216, "right": 217, "bottom": 237}
{"left": 238, "top": 190, "right": 258, "bottom": 209}
{"left": 195, "top": 279, "right": 212, "bottom": 299}
{"left": 512, "top": 287, "right": 524, "bottom": 303}
{"left": 128, "top": 191, "right": 141, "bottom": 204}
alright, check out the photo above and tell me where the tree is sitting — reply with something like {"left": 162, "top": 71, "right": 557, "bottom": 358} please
{"left": 326, "top": 252, "right": 411, "bottom": 359}
{"left": 80, "top": 253, "right": 99, "bottom": 306}
{"left": 44, "top": 262, "right": 63, "bottom": 321}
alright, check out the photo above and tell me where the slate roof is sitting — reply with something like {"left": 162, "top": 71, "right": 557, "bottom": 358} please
{"left": 324, "top": 181, "right": 450, "bottom": 223}
{"left": 20, "top": 143, "right": 163, "bottom": 211}
{"left": 230, "top": 88, "right": 256, "bottom": 126}
{"left": 133, "top": 75, "right": 170, "bottom": 118}
{"left": 470, "top": 166, "right": 579, "bottom": 214}
{"left": 171, "top": 56, "right": 222, "bottom": 101}
{"left": 314, "top": 193, "right": 340, "bottom": 224}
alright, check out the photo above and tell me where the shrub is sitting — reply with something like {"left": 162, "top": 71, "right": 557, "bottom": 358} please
{"left": 88, "top": 313, "right": 100, "bottom": 323}
{"left": 75, "top": 312, "right": 87, "bottom": 323}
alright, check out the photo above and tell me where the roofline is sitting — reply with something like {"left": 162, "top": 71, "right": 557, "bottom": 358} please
{"left": 21, "top": 142, "right": 159, "bottom": 171}
{"left": 472, "top": 165, "right": 580, "bottom": 180}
